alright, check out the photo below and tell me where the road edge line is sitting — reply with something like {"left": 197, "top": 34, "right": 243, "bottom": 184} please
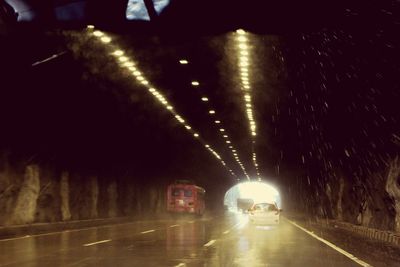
{"left": 285, "top": 218, "right": 372, "bottom": 267}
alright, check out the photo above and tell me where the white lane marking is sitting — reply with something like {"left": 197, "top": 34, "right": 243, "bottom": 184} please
{"left": 174, "top": 263, "right": 186, "bottom": 267}
{"left": 169, "top": 224, "right": 180, "bottom": 228}
{"left": 223, "top": 221, "right": 242, "bottom": 235}
{"left": 0, "top": 219, "right": 176, "bottom": 242}
{"left": 0, "top": 235, "right": 31, "bottom": 242}
{"left": 141, "top": 229, "right": 155, "bottom": 234}
{"left": 0, "top": 227, "right": 110, "bottom": 242}
{"left": 203, "top": 239, "right": 216, "bottom": 247}
{"left": 83, "top": 239, "right": 111, "bottom": 247}
{"left": 286, "top": 219, "right": 372, "bottom": 267}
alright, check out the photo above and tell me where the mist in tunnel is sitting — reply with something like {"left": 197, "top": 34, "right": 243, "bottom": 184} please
{"left": 224, "top": 181, "right": 281, "bottom": 212}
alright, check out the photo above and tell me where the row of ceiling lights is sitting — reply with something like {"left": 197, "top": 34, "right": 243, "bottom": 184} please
{"left": 235, "top": 29, "right": 260, "bottom": 180}
{"left": 88, "top": 26, "right": 237, "bottom": 176}
{"left": 179, "top": 60, "right": 250, "bottom": 180}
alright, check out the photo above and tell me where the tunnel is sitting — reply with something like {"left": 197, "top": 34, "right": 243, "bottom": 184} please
{"left": 0, "top": 1, "right": 400, "bottom": 266}
{"left": 224, "top": 181, "right": 281, "bottom": 212}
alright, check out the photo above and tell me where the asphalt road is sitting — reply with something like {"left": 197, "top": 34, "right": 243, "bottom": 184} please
{"left": 0, "top": 214, "right": 371, "bottom": 267}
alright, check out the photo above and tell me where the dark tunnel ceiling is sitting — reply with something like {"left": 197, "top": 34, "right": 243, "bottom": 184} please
{"left": 1, "top": 0, "right": 399, "bottom": 189}
{"left": 4, "top": 0, "right": 383, "bottom": 33}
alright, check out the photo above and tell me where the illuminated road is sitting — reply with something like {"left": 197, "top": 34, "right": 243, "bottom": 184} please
{"left": 0, "top": 214, "right": 372, "bottom": 267}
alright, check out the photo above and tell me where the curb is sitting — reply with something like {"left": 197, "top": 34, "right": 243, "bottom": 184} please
{"left": 315, "top": 218, "right": 400, "bottom": 247}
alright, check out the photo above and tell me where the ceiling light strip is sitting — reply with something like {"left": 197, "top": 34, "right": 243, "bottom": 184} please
{"left": 180, "top": 60, "right": 250, "bottom": 180}
{"left": 235, "top": 29, "right": 260, "bottom": 179}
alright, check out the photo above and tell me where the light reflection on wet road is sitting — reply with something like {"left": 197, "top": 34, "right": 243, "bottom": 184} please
{"left": 0, "top": 214, "right": 365, "bottom": 267}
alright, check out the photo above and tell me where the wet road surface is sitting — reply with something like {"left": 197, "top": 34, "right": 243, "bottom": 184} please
{"left": 0, "top": 214, "right": 370, "bottom": 267}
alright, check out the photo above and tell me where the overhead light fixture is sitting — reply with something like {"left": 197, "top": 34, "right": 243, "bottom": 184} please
{"left": 100, "top": 36, "right": 111, "bottom": 43}
{"left": 124, "top": 62, "right": 134, "bottom": 67}
{"left": 113, "top": 50, "right": 124, "bottom": 56}
{"left": 93, "top": 30, "right": 103, "bottom": 37}
{"left": 118, "top": 56, "right": 129, "bottom": 62}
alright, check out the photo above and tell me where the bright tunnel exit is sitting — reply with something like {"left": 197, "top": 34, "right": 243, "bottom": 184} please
{"left": 224, "top": 181, "right": 281, "bottom": 213}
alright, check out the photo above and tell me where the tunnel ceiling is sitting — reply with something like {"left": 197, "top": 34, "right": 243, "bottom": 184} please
{"left": 1, "top": 0, "right": 399, "bottom": 191}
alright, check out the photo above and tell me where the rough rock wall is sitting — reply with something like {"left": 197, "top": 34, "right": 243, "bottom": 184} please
{"left": 364, "top": 172, "right": 395, "bottom": 230}
{"left": 320, "top": 176, "right": 344, "bottom": 219}
{"left": 292, "top": 156, "right": 400, "bottom": 232}
{"left": 60, "top": 172, "right": 71, "bottom": 221}
{"left": 385, "top": 157, "right": 400, "bottom": 232}
{"left": 0, "top": 154, "right": 23, "bottom": 225}
{"left": 118, "top": 181, "right": 137, "bottom": 216}
{"left": 107, "top": 181, "right": 118, "bottom": 218}
{"left": 0, "top": 152, "right": 168, "bottom": 226}
{"left": 336, "top": 177, "right": 344, "bottom": 220}
{"left": 89, "top": 176, "right": 99, "bottom": 218}
{"left": 35, "top": 167, "right": 61, "bottom": 223}
{"left": 10, "top": 165, "right": 40, "bottom": 225}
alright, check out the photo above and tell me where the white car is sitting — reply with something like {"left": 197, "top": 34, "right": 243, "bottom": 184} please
{"left": 248, "top": 203, "right": 281, "bottom": 225}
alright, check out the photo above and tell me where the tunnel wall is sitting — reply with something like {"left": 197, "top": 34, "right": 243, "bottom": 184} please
{"left": 0, "top": 152, "right": 168, "bottom": 226}
{"left": 286, "top": 156, "right": 400, "bottom": 232}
